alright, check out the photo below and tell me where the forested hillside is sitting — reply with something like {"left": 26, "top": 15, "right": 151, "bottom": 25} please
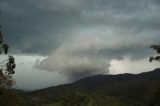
{"left": 15, "top": 68, "right": 160, "bottom": 106}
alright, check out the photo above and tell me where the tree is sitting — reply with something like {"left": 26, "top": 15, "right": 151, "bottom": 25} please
{"left": 149, "top": 45, "right": 160, "bottom": 62}
{"left": 0, "top": 11, "right": 16, "bottom": 98}
{"left": 149, "top": 44, "right": 160, "bottom": 106}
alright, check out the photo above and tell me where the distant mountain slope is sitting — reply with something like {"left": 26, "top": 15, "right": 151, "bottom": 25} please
{"left": 24, "top": 68, "right": 160, "bottom": 106}
{"left": 1, "top": 69, "right": 160, "bottom": 106}
{"left": 30, "top": 68, "right": 160, "bottom": 93}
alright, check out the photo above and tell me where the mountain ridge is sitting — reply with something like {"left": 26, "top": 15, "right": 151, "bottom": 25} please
{"left": 30, "top": 68, "right": 160, "bottom": 93}
{"left": 3, "top": 68, "right": 160, "bottom": 106}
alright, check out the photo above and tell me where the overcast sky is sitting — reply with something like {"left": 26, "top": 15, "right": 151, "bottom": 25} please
{"left": 0, "top": 0, "right": 160, "bottom": 90}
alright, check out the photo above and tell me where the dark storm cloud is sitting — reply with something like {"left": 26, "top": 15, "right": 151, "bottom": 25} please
{"left": 0, "top": 0, "right": 83, "bottom": 54}
{"left": 1, "top": 0, "right": 160, "bottom": 79}
{"left": 0, "top": 0, "right": 160, "bottom": 54}
{"left": 0, "top": 0, "right": 159, "bottom": 54}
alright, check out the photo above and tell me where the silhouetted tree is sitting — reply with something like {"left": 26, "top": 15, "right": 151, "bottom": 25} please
{"left": 149, "top": 44, "right": 160, "bottom": 106}
{"left": 0, "top": 11, "right": 16, "bottom": 102}
{"left": 149, "top": 45, "right": 160, "bottom": 62}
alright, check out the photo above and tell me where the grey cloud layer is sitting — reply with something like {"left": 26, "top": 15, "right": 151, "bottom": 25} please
{"left": 1, "top": 0, "right": 160, "bottom": 79}
{"left": 35, "top": 36, "right": 111, "bottom": 80}
{"left": 1, "top": 0, "right": 160, "bottom": 54}
{"left": 35, "top": 34, "right": 155, "bottom": 80}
